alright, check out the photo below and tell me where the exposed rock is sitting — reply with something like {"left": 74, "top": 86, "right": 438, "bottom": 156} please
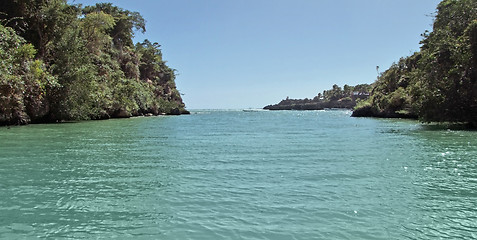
{"left": 113, "top": 108, "right": 132, "bottom": 118}
{"left": 351, "top": 105, "right": 418, "bottom": 119}
{"left": 167, "top": 108, "right": 181, "bottom": 115}
{"left": 180, "top": 109, "right": 191, "bottom": 115}
{"left": 350, "top": 106, "right": 376, "bottom": 117}
{"left": 264, "top": 99, "right": 355, "bottom": 111}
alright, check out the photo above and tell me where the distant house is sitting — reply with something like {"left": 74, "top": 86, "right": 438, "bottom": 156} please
{"left": 352, "top": 91, "right": 370, "bottom": 96}
{"left": 352, "top": 91, "right": 370, "bottom": 101}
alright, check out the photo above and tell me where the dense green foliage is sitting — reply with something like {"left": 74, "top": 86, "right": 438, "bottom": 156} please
{"left": 0, "top": 0, "right": 187, "bottom": 125}
{"left": 354, "top": 0, "right": 477, "bottom": 125}
{"left": 320, "top": 84, "right": 371, "bottom": 102}
{"left": 0, "top": 24, "right": 57, "bottom": 124}
{"left": 264, "top": 84, "right": 371, "bottom": 110}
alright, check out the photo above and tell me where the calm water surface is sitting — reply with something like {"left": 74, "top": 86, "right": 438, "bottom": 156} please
{"left": 1, "top": 110, "right": 477, "bottom": 239}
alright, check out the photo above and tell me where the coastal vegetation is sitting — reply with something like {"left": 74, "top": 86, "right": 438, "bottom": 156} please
{"left": 265, "top": 0, "right": 476, "bottom": 127}
{"left": 0, "top": 0, "right": 188, "bottom": 126}
{"left": 264, "top": 84, "right": 371, "bottom": 110}
{"left": 352, "top": 0, "right": 477, "bottom": 126}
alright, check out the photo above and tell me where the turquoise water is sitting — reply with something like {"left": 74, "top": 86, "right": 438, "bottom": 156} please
{"left": 1, "top": 110, "right": 477, "bottom": 239}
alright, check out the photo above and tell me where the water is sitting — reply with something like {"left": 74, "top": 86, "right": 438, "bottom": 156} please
{"left": 1, "top": 110, "right": 477, "bottom": 239}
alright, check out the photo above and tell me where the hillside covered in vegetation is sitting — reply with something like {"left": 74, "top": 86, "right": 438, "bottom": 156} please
{"left": 0, "top": 0, "right": 188, "bottom": 126}
{"left": 352, "top": 0, "right": 477, "bottom": 126}
{"left": 264, "top": 84, "right": 371, "bottom": 110}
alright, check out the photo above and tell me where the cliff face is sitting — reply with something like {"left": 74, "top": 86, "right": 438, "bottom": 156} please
{"left": 0, "top": 2, "right": 188, "bottom": 126}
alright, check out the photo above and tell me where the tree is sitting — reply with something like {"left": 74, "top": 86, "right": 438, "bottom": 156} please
{"left": 83, "top": 3, "right": 145, "bottom": 48}
{"left": 354, "top": 0, "right": 477, "bottom": 124}
{"left": 80, "top": 11, "right": 115, "bottom": 54}
{"left": 0, "top": 1, "right": 188, "bottom": 125}
{"left": 0, "top": 23, "right": 56, "bottom": 124}
{"left": 0, "top": 0, "right": 79, "bottom": 59}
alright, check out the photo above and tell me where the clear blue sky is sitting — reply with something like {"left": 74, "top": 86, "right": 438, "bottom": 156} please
{"left": 71, "top": 0, "right": 441, "bottom": 109}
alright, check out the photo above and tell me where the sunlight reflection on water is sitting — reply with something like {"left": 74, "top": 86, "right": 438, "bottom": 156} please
{"left": 1, "top": 110, "right": 477, "bottom": 239}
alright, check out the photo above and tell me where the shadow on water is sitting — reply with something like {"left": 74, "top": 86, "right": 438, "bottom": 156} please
{"left": 365, "top": 116, "right": 477, "bottom": 133}
{"left": 420, "top": 123, "right": 477, "bottom": 131}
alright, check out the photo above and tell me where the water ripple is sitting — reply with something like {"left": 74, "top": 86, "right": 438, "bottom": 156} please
{"left": 1, "top": 111, "right": 477, "bottom": 239}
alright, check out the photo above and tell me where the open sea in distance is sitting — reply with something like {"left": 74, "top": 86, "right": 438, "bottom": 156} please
{"left": 1, "top": 109, "right": 477, "bottom": 239}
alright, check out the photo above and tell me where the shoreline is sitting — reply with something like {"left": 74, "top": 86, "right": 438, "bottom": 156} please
{"left": 0, "top": 109, "right": 190, "bottom": 127}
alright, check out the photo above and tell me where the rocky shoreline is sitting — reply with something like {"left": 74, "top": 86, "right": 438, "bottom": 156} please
{"left": 350, "top": 105, "right": 417, "bottom": 119}
{"left": 0, "top": 108, "right": 190, "bottom": 126}
{"left": 264, "top": 99, "right": 355, "bottom": 111}
{"left": 263, "top": 84, "right": 371, "bottom": 112}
